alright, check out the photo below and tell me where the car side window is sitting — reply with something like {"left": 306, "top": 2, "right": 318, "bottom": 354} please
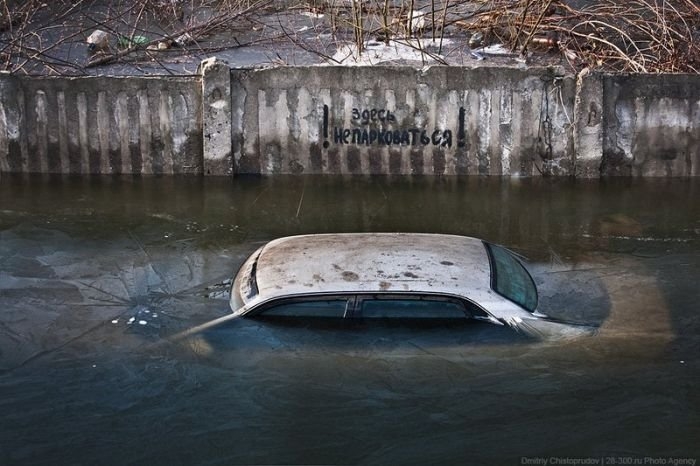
{"left": 485, "top": 243, "right": 538, "bottom": 312}
{"left": 258, "top": 299, "right": 350, "bottom": 318}
{"left": 359, "top": 298, "right": 467, "bottom": 319}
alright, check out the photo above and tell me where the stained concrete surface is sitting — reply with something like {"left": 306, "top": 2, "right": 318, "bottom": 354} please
{"left": 0, "top": 175, "right": 698, "bottom": 465}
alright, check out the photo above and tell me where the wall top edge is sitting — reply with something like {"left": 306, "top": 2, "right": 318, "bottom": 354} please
{"left": 0, "top": 73, "right": 200, "bottom": 81}
{"left": 1, "top": 66, "right": 697, "bottom": 81}
{"left": 229, "top": 64, "right": 571, "bottom": 74}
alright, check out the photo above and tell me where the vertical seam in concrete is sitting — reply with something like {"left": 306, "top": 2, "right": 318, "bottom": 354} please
{"left": 0, "top": 99, "right": 8, "bottom": 172}
{"left": 691, "top": 99, "right": 699, "bottom": 176}
{"left": 97, "top": 91, "right": 110, "bottom": 174}
{"left": 17, "top": 90, "right": 28, "bottom": 172}
{"left": 536, "top": 83, "right": 552, "bottom": 175}
{"left": 489, "top": 88, "right": 501, "bottom": 175}
{"left": 77, "top": 92, "right": 89, "bottom": 174}
{"left": 477, "top": 88, "right": 491, "bottom": 175}
{"left": 35, "top": 90, "right": 49, "bottom": 173}
{"left": 320, "top": 88, "right": 331, "bottom": 174}
{"left": 258, "top": 89, "right": 268, "bottom": 173}
{"left": 359, "top": 88, "right": 371, "bottom": 175}
{"left": 631, "top": 97, "right": 646, "bottom": 176}
{"left": 403, "top": 89, "right": 415, "bottom": 175}
{"left": 384, "top": 89, "right": 396, "bottom": 175}
{"left": 138, "top": 89, "right": 152, "bottom": 175}
{"left": 171, "top": 92, "right": 187, "bottom": 173}
{"left": 57, "top": 91, "right": 69, "bottom": 174}
{"left": 499, "top": 88, "right": 513, "bottom": 175}
{"left": 511, "top": 91, "right": 523, "bottom": 176}
{"left": 117, "top": 91, "right": 131, "bottom": 174}
{"left": 425, "top": 87, "right": 437, "bottom": 175}
{"left": 160, "top": 90, "right": 173, "bottom": 174}
{"left": 339, "top": 91, "right": 351, "bottom": 175}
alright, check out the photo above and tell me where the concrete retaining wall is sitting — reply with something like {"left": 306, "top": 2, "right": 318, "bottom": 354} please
{"left": 0, "top": 65, "right": 698, "bottom": 177}
{"left": 0, "top": 74, "right": 202, "bottom": 175}
{"left": 601, "top": 74, "right": 700, "bottom": 177}
{"left": 228, "top": 66, "right": 575, "bottom": 176}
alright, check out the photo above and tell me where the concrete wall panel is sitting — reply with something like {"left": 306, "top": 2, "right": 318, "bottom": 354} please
{"left": 1, "top": 66, "right": 699, "bottom": 178}
{"left": 0, "top": 74, "right": 202, "bottom": 175}
{"left": 602, "top": 74, "right": 700, "bottom": 177}
{"left": 231, "top": 66, "right": 575, "bottom": 176}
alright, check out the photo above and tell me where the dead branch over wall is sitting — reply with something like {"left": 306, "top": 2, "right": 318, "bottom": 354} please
{"left": 452, "top": 0, "right": 699, "bottom": 73}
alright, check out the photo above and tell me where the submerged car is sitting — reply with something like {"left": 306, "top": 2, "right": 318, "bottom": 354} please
{"left": 229, "top": 233, "right": 588, "bottom": 338}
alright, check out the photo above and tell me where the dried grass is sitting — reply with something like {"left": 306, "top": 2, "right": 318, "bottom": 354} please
{"left": 447, "top": 0, "right": 699, "bottom": 73}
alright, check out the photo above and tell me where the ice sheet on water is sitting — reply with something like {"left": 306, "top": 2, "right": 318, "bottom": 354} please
{"left": 0, "top": 223, "right": 241, "bottom": 370}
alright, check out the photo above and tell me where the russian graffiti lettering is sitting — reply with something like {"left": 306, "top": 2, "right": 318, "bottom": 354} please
{"left": 333, "top": 127, "right": 452, "bottom": 148}
{"left": 323, "top": 105, "right": 463, "bottom": 149}
{"left": 351, "top": 108, "right": 396, "bottom": 125}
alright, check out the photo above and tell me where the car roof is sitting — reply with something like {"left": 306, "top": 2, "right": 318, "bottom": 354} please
{"left": 252, "top": 233, "right": 493, "bottom": 302}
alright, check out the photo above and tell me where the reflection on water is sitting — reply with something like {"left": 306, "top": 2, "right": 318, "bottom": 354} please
{"left": 0, "top": 175, "right": 698, "bottom": 465}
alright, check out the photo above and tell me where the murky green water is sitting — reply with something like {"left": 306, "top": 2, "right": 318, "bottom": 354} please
{"left": 0, "top": 175, "right": 698, "bottom": 465}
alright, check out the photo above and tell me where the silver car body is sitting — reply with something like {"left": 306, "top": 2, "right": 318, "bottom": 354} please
{"left": 229, "top": 233, "right": 578, "bottom": 336}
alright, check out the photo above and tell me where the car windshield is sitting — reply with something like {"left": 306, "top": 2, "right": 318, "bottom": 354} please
{"left": 485, "top": 243, "right": 538, "bottom": 312}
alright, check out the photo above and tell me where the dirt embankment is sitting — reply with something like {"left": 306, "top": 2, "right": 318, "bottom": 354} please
{"left": 1, "top": 0, "right": 698, "bottom": 75}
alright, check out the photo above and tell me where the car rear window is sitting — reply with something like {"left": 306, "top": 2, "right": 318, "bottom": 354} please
{"left": 360, "top": 298, "right": 468, "bottom": 319}
{"left": 485, "top": 243, "right": 538, "bottom": 312}
{"left": 258, "top": 299, "right": 350, "bottom": 318}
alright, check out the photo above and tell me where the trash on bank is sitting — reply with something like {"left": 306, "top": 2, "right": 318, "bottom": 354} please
{"left": 468, "top": 32, "right": 484, "bottom": 48}
{"left": 87, "top": 30, "right": 110, "bottom": 52}
{"left": 174, "top": 33, "right": 194, "bottom": 47}
{"left": 118, "top": 35, "right": 148, "bottom": 48}
{"left": 147, "top": 41, "right": 172, "bottom": 51}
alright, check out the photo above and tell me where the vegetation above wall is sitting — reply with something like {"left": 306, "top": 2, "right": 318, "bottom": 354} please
{"left": 0, "top": 0, "right": 698, "bottom": 75}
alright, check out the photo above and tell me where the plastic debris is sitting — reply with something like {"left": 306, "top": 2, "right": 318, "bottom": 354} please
{"left": 147, "top": 41, "right": 171, "bottom": 51}
{"left": 300, "top": 11, "right": 324, "bottom": 19}
{"left": 474, "top": 44, "right": 515, "bottom": 56}
{"left": 87, "top": 30, "right": 110, "bottom": 52}
{"left": 117, "top": 35, "right": 148, "bottom": 48}
{"left": 174, "top": 33, "right": 194, "bottom": 47}
{"left": 468, "top": 32, "right": 484, "bottom": 48}
{"left": 138, "top": 320, "right": 147, "bottom": 326}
